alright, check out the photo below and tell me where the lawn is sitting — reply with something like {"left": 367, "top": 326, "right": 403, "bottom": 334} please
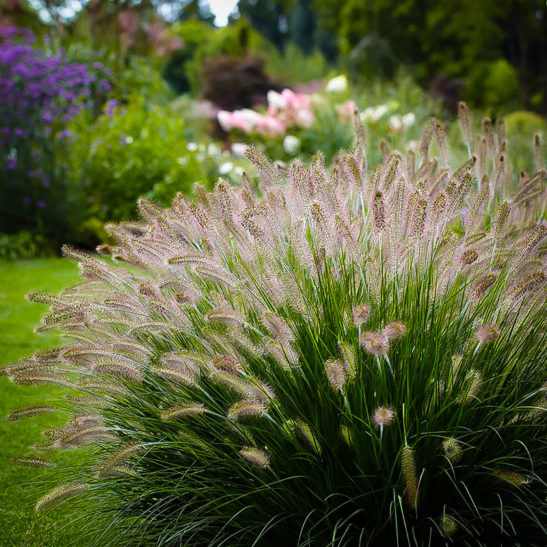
{"left": 0, "top": 259, "right": 81, "bottom": 546}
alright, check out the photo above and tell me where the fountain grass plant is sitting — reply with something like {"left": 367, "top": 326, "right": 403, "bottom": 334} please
{"left": 4, "top": 105, "right": 546, "bottom": 546}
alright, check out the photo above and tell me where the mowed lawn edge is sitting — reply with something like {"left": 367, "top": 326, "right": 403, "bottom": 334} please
{"left": 0, "top": 259, "right": 82, "bottom": 546}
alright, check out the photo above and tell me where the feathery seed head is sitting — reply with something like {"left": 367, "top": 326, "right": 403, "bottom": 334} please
{"left": 442, "top": 437, "right": 463, "bottom": 462}
{"left": 352, "top": 304, "right": 371, "bottom": 326}
{"left": 212, "top": 355, "right": 241, "bottom": 373}
{"left": 493, "top": 469, "right": 530, "bottom": 487}
{"left": 382, "top": 321, "right": 407, "bottom": 340}
{"left": 373, "top": 191, "right": 386, "bottom": 230}
{"left": 401, "top": 444, "right": 419, "bottom": 511}
{"left": 6, "top": 405, "right": 56, "bottom": 421}
{"left": 439, "top": 515, "right": 458, "bottom": 538}
{"left": 11, "top": 456, "right": 55, "bottom": 468}
{"left": 324, "top": 358, "right": 348, "bottom": 391}
{"left": 36, "top": 483, "right": 89, "bottom": 513}
{"left": 360, "top": 331, "right": 390, "bottom": 357}
{"left": 161, "top": 403, "right": 206, "bottom": 421}
{"left": 471, "top": 273, "right": 497, "bottom": 299}
{"left": 462, "top": 370, "right": 482, "bottom": 403}
{"left": 239, "top": 447, "right": 269, "bottom": 468}
{"left": 228, "top": 400, "right": 266, "bottom": 420}
{"left": 461, "top": 249, "right": 478, "bottom": 265}
{"left": 373, "top": 406, "right": 396, "bottom": 428}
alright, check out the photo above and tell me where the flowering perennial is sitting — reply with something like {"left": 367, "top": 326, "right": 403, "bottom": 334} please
{"left": 0, "top": 26, "right": 110, "bottom": 239}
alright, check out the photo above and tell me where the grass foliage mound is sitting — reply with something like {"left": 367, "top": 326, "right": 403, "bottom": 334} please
{"left": 5, "top": 108, "right": 546, "bottom": 545}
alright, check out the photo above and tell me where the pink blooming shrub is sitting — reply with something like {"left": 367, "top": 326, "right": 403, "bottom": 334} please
{"left": 217, "top": 88, "right": 314, "bottom": 136}
{"left": 266, "top": 89, "right": 314, "bottom": 128}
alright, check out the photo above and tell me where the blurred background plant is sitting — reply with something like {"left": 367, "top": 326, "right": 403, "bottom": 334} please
{"left": 65, "top": 94, "right": 212, "bottom": 246}
{"left": 0, "top": 25, "right": 111, "bottom": 253}
{"left": 1, "top": 0, "right": 545, "bottom": 259}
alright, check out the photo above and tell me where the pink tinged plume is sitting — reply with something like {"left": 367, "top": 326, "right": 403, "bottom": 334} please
{"left": 373, "top": 406, "right": 396, "bottom": 440}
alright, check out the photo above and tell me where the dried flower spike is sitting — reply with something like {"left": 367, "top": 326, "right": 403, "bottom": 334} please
{"left": 325, "top": 358, "right": 348, "bottom": 391}
{"left": 382, "top": 321, "right": 407, "bottom": 340}
{"left": 239, "top": 447, "right": 270, "bottom": 468}
{"left": 442, "top": 437, "right": 463, "bottom": 463}
{"left": 36, "top": 483, "right": 89, "bottom": 513}
{"left": 373, "top": 406, "right": 396, "bottom": 439}
{"left": 360, "top": 332, "right": 390, "bottom": 357}
{"left": 352, "top": 304, "right": 371, "bottom": 326}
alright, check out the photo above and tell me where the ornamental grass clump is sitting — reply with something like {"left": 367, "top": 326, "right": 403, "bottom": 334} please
{"left": 5, "top": 109, "right": 546, "bottom": 545}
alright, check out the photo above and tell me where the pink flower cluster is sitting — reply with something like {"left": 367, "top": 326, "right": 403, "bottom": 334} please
{"left": 217, "top": 88, "right": 314, "bottom": 137}
{"left": 266, "top": 89, "right": 314, "bottom": 128}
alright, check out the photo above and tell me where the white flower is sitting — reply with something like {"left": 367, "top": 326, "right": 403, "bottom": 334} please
{"left": 389, "top": 115, "right": 403, "bottom": 131}
{"left": 234, "top": 166, "right": 245, "bottom": 176}
{"left": 186, "top": 142, "right": 198, "bottom": 152}
{"left": 407, "top": 140, "right": 419, "bottom": 152}
{"left": 283, "top": 135, "right": 301, "bottom": 155}
{"left": 296, "top": 109, "right": 314, "bottom": 128}
{"left": 402, "top": 112, "right": 416, "bottom": 127}
{"left": 326, "top": 75, "right": 348, "bottom": 93}
{"left": 373, "top": 105, "right": 388, "bottom": 120}
{"left": 207, "top": 143, "right": 220, "bottom": 156}
{"left": 125, "top": 136, "right": 134, "bottom": 144}
{"left": 239, "top": 109, "right": 262, "bottom": 129}
{"left": 217, "top": 111, "right": 233, "bottom": 131}
{"left": 231, "top": 143, "right": 248, "bottom": 157}
{"left": 218, "top": 162, "right": 234, "bottom": 175}
{"left": 361, "top": 105, "right": 388, "bottom": 123}
{"left": 267, "top": 90, "right": 287, "bottom": 110}
{"left": 360, "top": 107, "right": 376, "bottom": 122}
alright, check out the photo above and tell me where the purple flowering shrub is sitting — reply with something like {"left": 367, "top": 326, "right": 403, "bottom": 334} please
{"left": 0, "top": 26, "right": 111, "bottom": 247}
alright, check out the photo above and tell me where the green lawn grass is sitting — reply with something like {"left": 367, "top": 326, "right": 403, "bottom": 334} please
{"left": 0, "top": 259, "right": 81, "bottom": 546}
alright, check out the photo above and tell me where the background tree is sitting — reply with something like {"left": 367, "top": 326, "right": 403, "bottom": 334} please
{"left": 313, "top": 0, "right": 546, "bottom": 113}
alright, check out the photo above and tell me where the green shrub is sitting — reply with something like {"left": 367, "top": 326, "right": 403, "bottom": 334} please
{"left": 264, "top": 43, "right": 332, "bottom": 85}
{"left": 464, "top": 59, "right": 520, "bottom": 112}
{"left": 504, "top": 111, "right": 547, "bottom": 176}
{"left": 6, "top": 113, "right": 546, "bottom": 545}
{"left": 0, "top": 232, "right": 57, "bottom": 260}
{"left": 66, "top": 95, "right": 208, "bottom": 240}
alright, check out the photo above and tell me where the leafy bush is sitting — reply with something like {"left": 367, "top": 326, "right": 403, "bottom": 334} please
{"left": 6, "top": 112, "right": 546, "bottom": 545}
{"left": 66, "top": 95, "right": 208, "bottom": 243}
{"left": 464, "top": 59, "right": 520, "bottom": 112}
{"left": 0, "top": 231, "right": 56, "bottom": 260}
{"left": 0, "top": 26, "right": 110, "bottom": 246}
{"left": 264, "top": 43, "right": 331, "bottom": 85}
{"left": 66, "top": 42, "right": 173, "bottom": 106}
{"left": 504, "top": 111, "right": 547, "bottom": 176}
